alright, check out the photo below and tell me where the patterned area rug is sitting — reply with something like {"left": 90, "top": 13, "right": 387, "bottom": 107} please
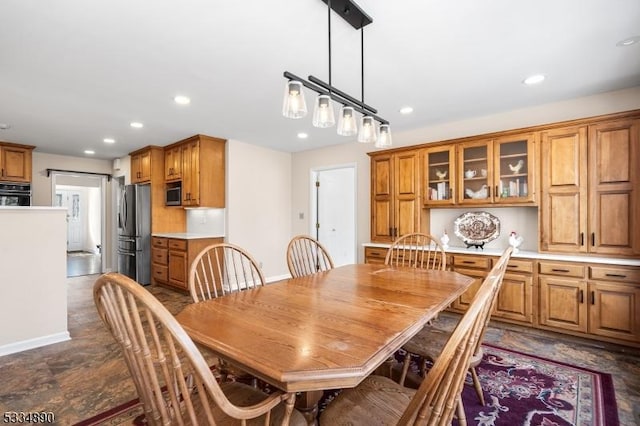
{"left": 75, "top": 344, "right": 618, "bottom": 425}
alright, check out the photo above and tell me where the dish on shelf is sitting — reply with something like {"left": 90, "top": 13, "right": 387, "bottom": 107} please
{"left": 453, "top": 211, "right": 500, "bottom": 249}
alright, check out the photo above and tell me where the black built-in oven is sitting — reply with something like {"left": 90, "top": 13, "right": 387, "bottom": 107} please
{"left": 0, "top": 182, "right": 32, "bottom": 206}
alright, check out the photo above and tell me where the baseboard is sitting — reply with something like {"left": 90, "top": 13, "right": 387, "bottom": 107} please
{"left": 0, "top": 331, "right": 71, "bottom": 357}
{"left": 265, "top": 273, "right": 292, "bottom": 284}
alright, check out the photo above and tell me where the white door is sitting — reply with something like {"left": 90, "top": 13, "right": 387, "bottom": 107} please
{"left": 312, "top": 166, "right": 356, "bottom": 267}
{"left": 56, "top": 190, "right": 84, "bottom": 251}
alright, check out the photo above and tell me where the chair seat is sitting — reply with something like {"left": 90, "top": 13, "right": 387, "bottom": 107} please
{"left": 319, "top": 375, "right": 415, "bottom": 425}
{"left": 404, "top": 326, "right": 484, "bottom": 367}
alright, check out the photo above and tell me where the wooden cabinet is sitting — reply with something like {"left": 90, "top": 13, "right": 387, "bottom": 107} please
{"left": 539, "top": 260, "right": 640, "bottom": 344}
{"left": 164, "top": 145, "right": 182, "bottom": 181}
{"left": 449, "top": 254, "right": 491, "bottom": 312}
{"left": 457, "top": 134, "right": 536, "bottom": 205}
{"left": 494, "top": 258, "right": 533, "bottom": 324}
{"left": 130, "top": 146, "right": 162, "bottom": 184}
{"left": 540, "top": 118, "right": 640, "bottom": 256}
{"left": 0, "top": 142, "right": 34, "bottom": 183}
{"left": 364, "top": 246, "right": 388, "bottom": 264}
{"left": 423, "top": 144, "right": 456, "bottom": 206}
{"left": 164, "top": 135, "right": 226, "bottom": 208}
{"left": 370, "top": 150, "right": 425, "bottom": 242}
{"left": 151, "top": 236, "right": 222, "bottom": 291}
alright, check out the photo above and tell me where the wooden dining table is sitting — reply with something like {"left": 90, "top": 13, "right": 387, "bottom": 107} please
{"left": 176, "top": 263, "right": 474, "bottom": 423}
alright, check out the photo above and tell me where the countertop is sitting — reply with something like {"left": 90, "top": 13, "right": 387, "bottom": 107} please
{"left": 152, "top": 233, "right": 225, "bottom": 240}
{"left": 363, "top": 242, "right": 640, "bottom": 267}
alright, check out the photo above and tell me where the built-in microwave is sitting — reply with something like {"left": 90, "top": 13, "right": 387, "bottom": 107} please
{"left": 165, "top": 183, "right": 182, "bottom": 206}
{"left": 0, "top": 182, "right": 31, "bottom": 206}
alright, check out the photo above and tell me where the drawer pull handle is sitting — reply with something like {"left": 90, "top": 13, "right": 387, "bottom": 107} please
{"left": 462, "top": 260, "right": 475, "bottom": 264}
{"left": 370, "top": 252, "right": 381, "bottom": 256}
{"left": 551, "top": 268, "right": 570, "bottom": 273}
{"left": 507, "top": 265, "right": 519, "bottom": 269}
{"left": 604, "top": 273, "right": 626, "bottom": 278}
{"left": 590, "top": 291, "right": 595, "bottom": 305}
{"left": 579, "top": 290, "right": 584, "bottom": 304}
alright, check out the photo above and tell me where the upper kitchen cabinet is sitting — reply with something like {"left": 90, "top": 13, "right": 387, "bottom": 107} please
{"left": 165, "top": 134, "right": 226, "bottom": 208}
{"left": 540, "top": 118, "right": 639, "bottom": 256}
{"left": 164, "top": 145, "right": 182, "bottom": 181}
{"left": 130, "top": 146, "right": 163, "bottom": 184}
{"left": 423, "top": 144, "right": 456, "bottom": 206}
{"left": 457, "top": 134, "right": 536, "bottom": 206}
{"left": 370, "top": 150, "right": 425, "bottom": 242}
{"left": 0, "top": 142, "right": 34, "bottom": 183}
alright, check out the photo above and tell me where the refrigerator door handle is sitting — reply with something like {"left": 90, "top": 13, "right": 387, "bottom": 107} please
{"left": 117, "top": 250, "right": 136, "bottom": 257}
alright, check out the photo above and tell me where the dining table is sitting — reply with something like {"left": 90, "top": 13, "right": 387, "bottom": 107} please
{"left": 175, "top": 263, "right": 475, "bottom": 424}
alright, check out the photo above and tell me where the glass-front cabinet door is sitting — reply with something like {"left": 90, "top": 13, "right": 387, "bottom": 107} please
{"left": 423, "top": 145, "right": 456, "bottom": 206}
{"left": 458, "top": 140, "right": 493, "bottom": 204}
{"left": 493, "top": 134, "right": 536, "bottom": 204}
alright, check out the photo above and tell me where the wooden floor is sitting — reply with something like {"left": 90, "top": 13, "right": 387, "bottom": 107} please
{"left": 66, "top": 252, "right": 101, "bottom": 277}
{"left": 0, "top": 274, "right": 639, "bottom": 425}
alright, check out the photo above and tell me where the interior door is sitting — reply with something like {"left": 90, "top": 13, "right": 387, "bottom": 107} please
{"left": 313, "top": 167, "right": 356, "bottom": 267}
{"left": 56, "top": 189, "right": 84, "bottom": 251}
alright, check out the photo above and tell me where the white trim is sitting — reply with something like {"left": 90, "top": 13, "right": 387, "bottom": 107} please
{"left": 265, "top": 273, "right": 292, "bottom": 283}
{"left": 0, "top": 332, "right": 71, "bottom": 357}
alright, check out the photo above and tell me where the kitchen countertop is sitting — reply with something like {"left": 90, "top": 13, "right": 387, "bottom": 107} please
{"left": 364, "top": 242, "right": 640, "bottom": 267}
{"left": 152, "top": 233, "right": 225, "bottom": 240}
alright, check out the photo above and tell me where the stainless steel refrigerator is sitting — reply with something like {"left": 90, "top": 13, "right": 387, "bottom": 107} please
{"left": 117, "top": 184, "right": 151, "bottom": 285}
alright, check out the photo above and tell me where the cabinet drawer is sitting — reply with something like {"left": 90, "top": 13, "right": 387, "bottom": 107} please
{"left": 589, "top": 266, "right": 640, "bottom": 283}
{"left": 503, "top": 259, "right": 533, "bottom": 274}
{"left": 453, "top": 255, "right": 491, "bottom": 269}
{"left": 153, "top": 265, "right": 168, "bottom": 283}
{"left": 168, "top": 239, "right": 188, "bottom": 251}
{"left": 538, "top": 261, "right": 585, "bottom": 278}
{"left": 152, "top": 237, "right": 168, "bottom": 248}
{"left": 152, "top": 248, "right": 168, "bottom": 265}
{"left": 365, "top": 247, "right": 388, "bottom": 261}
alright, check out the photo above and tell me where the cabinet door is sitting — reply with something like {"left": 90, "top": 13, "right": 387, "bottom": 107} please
{"left": 181, "top": 142, "right": 200, "bottom": 206}
{"left": 540, "top": 126, "right": 588, "bottom": 253}
{"left": 493, "top": 134, "right": 536, "bottom": 204}
{"left": 588, "top": 281, "right": 640, "bottom": 342}
{"left": 423, "top": 145, "right": 455, "bottom": 206}
{"left": 371, "top": 155, "right": 394, "bottom": 242}
{"left": 493, "top": 272, "right": 532, "bottom": 324}
{"left": 539, "top": 276, "right": 587, "bottom": 333}
{"left": 394, "top": 151, "right": 420, "bottom": 238}
{"left": 458, "top": 140, "right": 493, "bottom": 204}
{"left": 450, "top": 267, "right": 486, "bottom": 312}
{"left": 168, "top": 249, "right": 188, "bottom": 289}
{"left": 1, "top": 146, "right": 31, "bottom": 182}
{"left": 138, "top": 150, "right": 152, "bottom": 182}
{"left": 164, "top": 146, "right": 182, "bottom": 181}
{"left": 588, "top": 119, "right": 640, "bottom": 256}
{"left": 130, "top": 154, "right": 142, "bottom": 183}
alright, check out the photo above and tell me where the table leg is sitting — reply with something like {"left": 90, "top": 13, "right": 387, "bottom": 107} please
{"left": 295, "top": 390, "right": 324, "bottom": 425}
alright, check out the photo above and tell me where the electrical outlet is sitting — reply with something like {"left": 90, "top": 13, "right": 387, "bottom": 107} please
{"left": 299, "top": 212, "right": 304, "bottom": 219}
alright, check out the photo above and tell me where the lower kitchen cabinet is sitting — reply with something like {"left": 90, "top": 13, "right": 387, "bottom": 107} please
{"left": 152, "top": 236, "right": 223, "bottom": 291}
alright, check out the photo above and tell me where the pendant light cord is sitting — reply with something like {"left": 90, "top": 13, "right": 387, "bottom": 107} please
{"left": 328, "top": 0, "right": 332, "bottom": 92}
{"left": 361, "top": 27, "right": 364, "bottom": 104}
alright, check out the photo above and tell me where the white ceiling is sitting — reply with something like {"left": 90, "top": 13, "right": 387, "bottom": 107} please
{"left": 1, "top": 0, "right": 639, "bottom": 160}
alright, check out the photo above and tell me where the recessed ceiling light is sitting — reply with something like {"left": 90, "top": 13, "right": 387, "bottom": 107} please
{"left": 616, "top": 36, "right": 640, "bottom": 47}
{"left": 523, "top": 74, "right": 545, "bottom": 85}
{"left": 297, "top": 132, "right": 308, "bottom": 139}
{"left": 399, "top": 106, "right": 414, "bottom": 115}
{"left": 174, "top": 95, "right": 191, "bottom": 105}
{"left": 103, "top": 138, "right": 115, "bottom": 144}
{"left": 84, "top": 150, "right": 95, "bottom": 155}
{"left": 130, "top": 122, "right": 144, "bottom": 128}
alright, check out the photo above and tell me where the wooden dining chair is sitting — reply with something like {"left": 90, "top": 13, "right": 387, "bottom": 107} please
{"left": 397, "top": 246, "right": 514, "bottom": 425}
{"left": 319, "top": 248, "right": 507, "bottom": 426}
{"left": 189, "top": 242, "right": 266, "bottom": 303}
{"left": 94, "top": 272, "right": 305, "bottom": 426}
{"left": 286, "top": 235, "right": 334, "bottom": 278}
{"left": 385, "top": 233, "right": 446, "bottom": 270}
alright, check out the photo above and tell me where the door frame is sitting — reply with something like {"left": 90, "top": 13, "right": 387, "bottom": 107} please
{"left": 309, "top": 163, "right": 358, "bottom": 266}
{"left": 50, "top": 171, "right": 107, "bottom": 274}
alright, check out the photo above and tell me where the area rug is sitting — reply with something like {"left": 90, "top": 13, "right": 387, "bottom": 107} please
{"left": 75, "top": 344, "right": 618, "bottom": 425}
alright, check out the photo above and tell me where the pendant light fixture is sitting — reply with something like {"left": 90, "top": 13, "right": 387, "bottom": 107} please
{"left": 282, "top": 0, "right": 391, "bottom": 147}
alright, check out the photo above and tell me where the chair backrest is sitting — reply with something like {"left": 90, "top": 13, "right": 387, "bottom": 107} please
{"left": 93, "top": 272, "right": 295, "bottom": 425}
{"left": 189, "top": 243, "right": 266, "bottom": 303}
{"left": 385, "top": 233, "right": 446, "bottom": 271}
{"left": 397, "top": 247, "right": 512, "bottom": 425}
{"left": 286, "top": 235, "right": 335, "bottom": 278}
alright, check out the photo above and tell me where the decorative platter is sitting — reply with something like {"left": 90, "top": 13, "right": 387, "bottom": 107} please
{"left": 453, "top": 211, "right": 500, "bottom": 249}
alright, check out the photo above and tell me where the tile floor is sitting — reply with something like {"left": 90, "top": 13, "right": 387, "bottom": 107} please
{"left": 0, "top": 274, "right": 639, "bottom": 425}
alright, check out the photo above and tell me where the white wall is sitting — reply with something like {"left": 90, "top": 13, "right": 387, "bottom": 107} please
{"left": 226, "top": 139, "right": 292, "bottom": 279}
{"left": 0, "top": 207, "right": 69, "bottom": 355}
{"left": 291, "top": 86, "right": 640, "bottom": 261}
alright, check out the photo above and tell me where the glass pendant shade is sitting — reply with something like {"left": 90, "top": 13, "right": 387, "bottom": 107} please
{"left": 282, "top": 80, "right": 308, "bottom": 119}
{"left": 312, "top": 95, "right": 336, "bottom": 128}
{"left": 337, "top": 106, "right": 358, "bottom": 136}
{"left": 375, "top": 124, "right": 393, "bottom": 148}
{"left": 357, "top": 116, "right": 377, "bottom": 143}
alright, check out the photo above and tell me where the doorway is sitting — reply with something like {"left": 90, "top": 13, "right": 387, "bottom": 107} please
{"left": 310, "top": 165, "right": 357, "bottom": 267}
{"left": 51, "top": 173, "right": 106, "bottom": 277}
